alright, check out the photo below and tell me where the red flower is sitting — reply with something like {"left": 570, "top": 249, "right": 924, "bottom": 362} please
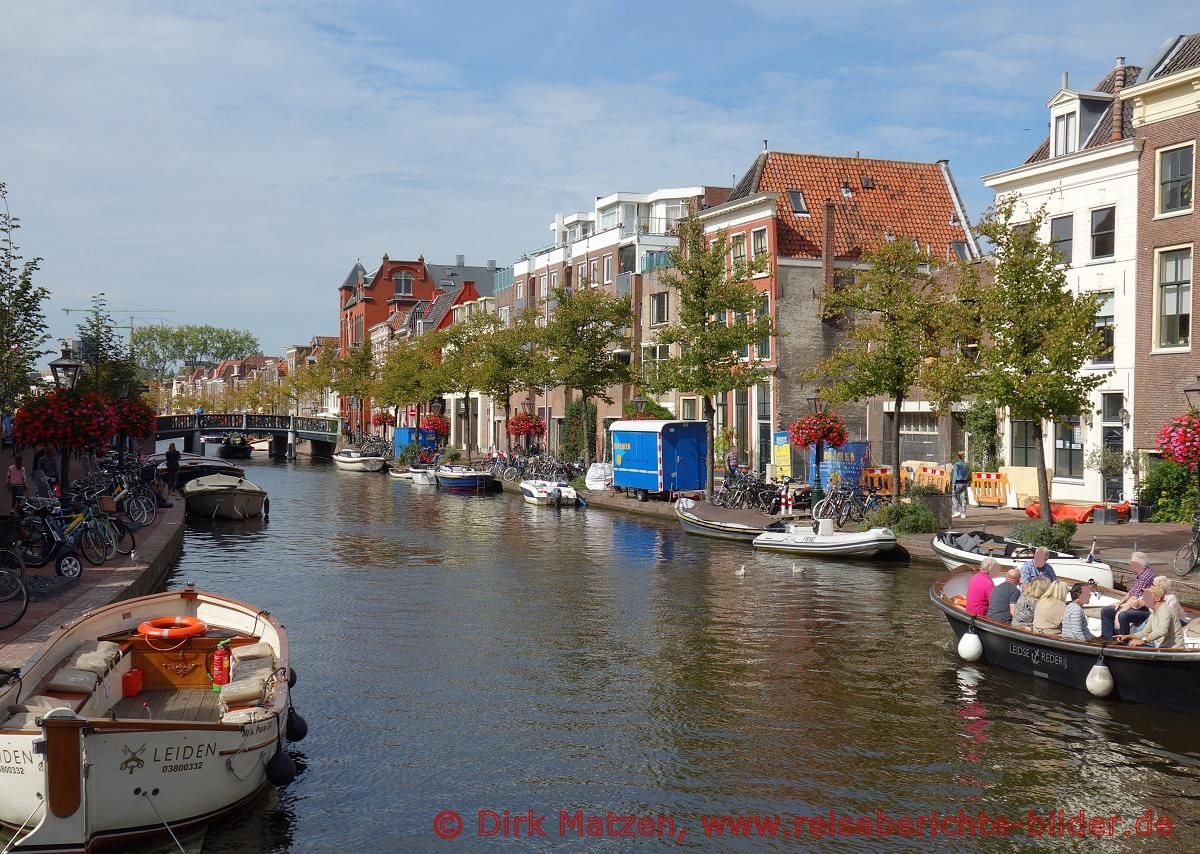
{"left": 506, "top": 411, "right": 546, "bottom": 437}
{"left": 788, "top": 411, "right": 848, "bottom": 449}
{"left": 1157, "top": 413, "right": 1200, "bottom": 471}
{"left": 422, "top": 414, "right": 451, "bottom": 437}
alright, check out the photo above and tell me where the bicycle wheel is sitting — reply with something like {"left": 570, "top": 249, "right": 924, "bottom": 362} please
{"left": 0, "top": 565, "right": 29, "bottom": 629}
{"left": 128, "top": 495, "right": 156, "bottom": 526}
{"left": 502, "top": 467, "right": 519, "bottom": 482}
{"left": 1174, "top": 541, "right": 1199, "bottom": 578}
{"left": 812, "top": 498, "right": 828, "bottom": 519}
{"left": 18, "top": 519, "right": 54, "bottom": 566}
{"left": 81, "top": 528, "right": 109, "bottom": 566}
{"left": 110, "top": 517, "right": 136, "bottom": 556}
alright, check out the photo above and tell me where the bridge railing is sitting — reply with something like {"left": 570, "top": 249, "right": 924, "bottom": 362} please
{"left": 293, "top": 417, "right": 338, "bottom": 435}
{"left": 156, "top": 414, "right": 340, "bottom": 437}
{"left": 156, "top": 414, "right": 196, "bottom": 433}
{"left": 246, "top": 414, "right": 292, "bottom": 431}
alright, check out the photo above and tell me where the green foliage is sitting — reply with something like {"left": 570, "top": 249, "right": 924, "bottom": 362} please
{"left": 1085, "top": 447, "right": 1130, "bottom": 480}
{"left": 0, "top": 183, "right": 51, "bottom": 408}
{"left": 963, "top": 399, "right": 1000, "bottom": 471}
{"left": 864, "top": 501, "right": 939, "bottom": 535}
{"left": 1141, "top": 458, "right": 1198, "bottom": 523}
{"left": 908, "top": 482, "right": 951, "bottom": 497}
{"left": 74, "top": 294, "right": 138, "bottom": 397}
{"left": 374, "top": 335, "right": 440, "bottom": 412}
{"left": 332, "top": 342, "right": 376, "bottom": 399}
{"left": 131, "top": 323, "right": 260, "bottom": 379}
{"left": 622, "top": 397, "right": 672, "bottom": 419}
{"left": 445, "top": 448, "right": 462, "bottom": 463}
{"left": 570, "top": 475, "right": 587, "bottom": 493}
{"left": 1007, "top": 519, "right": 1077, "bottom": 552}
{"left": 712, "top": 426, "right": 736, "bottom": 461}
{"left": 561, "top": 398, "right": 597, "bottom": 463}
{"left": 396, "top": 443, "right": 420, "bottom": 466}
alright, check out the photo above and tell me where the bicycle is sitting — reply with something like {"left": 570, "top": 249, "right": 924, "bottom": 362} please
{"left": 1173, "top": 507, "right": 1200, "bottom": 577}
{"left": 0, "top": 514, "right": 29, "bottom": 629}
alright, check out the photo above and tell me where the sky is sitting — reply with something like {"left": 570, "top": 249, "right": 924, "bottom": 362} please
{"left": 1, "top": 1, "right": 1193, "bottom": 359}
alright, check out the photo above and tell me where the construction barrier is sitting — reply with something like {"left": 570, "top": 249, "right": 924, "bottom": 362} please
{"left": 861, "top": 466, "right": 912, "bottom": 494}
{"left": 971, "top": 471, "right": 1009, "bottom": 508}
{"left": 914, "top": 464, "right": 950, "bottom": 492}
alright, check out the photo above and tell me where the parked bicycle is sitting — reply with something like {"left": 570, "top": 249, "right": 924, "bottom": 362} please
{"left": 1174, "top": 507, "right": 1200, "bottom": 577}
{"left": 0, "top": 514, "right": 29, "bottom": 629}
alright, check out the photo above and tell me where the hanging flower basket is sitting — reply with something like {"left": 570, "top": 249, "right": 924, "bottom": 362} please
{"left": 422, "top": 414, "right": 451, "bottom": 437}
{"left": 1156, "top": 413, "right": 1200, "bottom": 470}
{"left": 371, "top": 412, "right": 396, "bottom": 427}
{"left": 507, "top": 411, "right": 547, "bottom": 437}
{"left": 788, "top": 411, "right": 848, "bottom": 449}
{"left": 114, "top": 398, "right": 158, "bottom": 438}
{"left": 14, "top": 389, "right": 119, "bottom": 450}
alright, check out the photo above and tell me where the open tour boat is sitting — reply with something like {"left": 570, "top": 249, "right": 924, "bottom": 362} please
{"left": 332, "top": 449, "right": 386, "bottom": 472}
{"left": 0, "top": 584, "right": 306, "bottom": 852}
{"left": 931, "top": 530, "right": 1114, "bottom": 588}
{"left": 932, "top": 566, "right": 1200, "bottom": 712}
{"left": 182, "top": 474, "right": 268, "bottom": 520}
{"left": 752, "top": 517, "right": 898, "bottom": 558}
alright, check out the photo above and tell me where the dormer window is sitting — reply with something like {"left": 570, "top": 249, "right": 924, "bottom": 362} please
{"left": 393, "top": 271, "right": 413, "bottom": 296}
{"left": 787, "top": 190, "right": 809, "bottom": 215}
{"left": 1053, "top": 112, "right": 1077, "bottom": 157}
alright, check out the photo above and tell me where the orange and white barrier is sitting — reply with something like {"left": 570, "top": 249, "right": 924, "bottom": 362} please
{"left": 915, "top": 465, "right": 950, "bottom": 493}
{"left": 970, "top": 471, "right": 1009, "bottom": 508}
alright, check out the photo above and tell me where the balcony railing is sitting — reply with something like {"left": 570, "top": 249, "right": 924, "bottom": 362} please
{"left": 621, "top": 217, "right": 682, "bottom": 239}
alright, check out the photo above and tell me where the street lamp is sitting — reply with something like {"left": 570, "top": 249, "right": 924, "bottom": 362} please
{"left": 431, "top": 399, "right": 445, "bottom": 416}
{"left": 1185, "top": 376, "right": 1200, "bottom": 411}
{"left": 807, "top": 391, "right": 827, "bottom": 506}
{"left": 631, "top": 395, "right": 648, "bottom": 415}
{"left": 49, "top": 346, "right": 83, "bottom": 390}
{"left": 521, "top": 400, "right": 534, "bottom": 416}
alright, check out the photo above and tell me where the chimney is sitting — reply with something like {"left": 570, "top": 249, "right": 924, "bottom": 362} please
{"left": 1061, "top": 71, "right": 1069, "bottom": 90}
{"left": 455, "top": 254, "right": 465, "bottom": 267}
{"left": 822, "top": 199, "right": 836, "bottom": 293}
{"left": 487, "top": 259, "right": 496, "bottom": 270}
{"left": 1111, "top": 57, "right": 1126, "bottom": 143}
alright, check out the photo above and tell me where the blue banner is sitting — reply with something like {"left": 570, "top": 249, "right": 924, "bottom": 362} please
{"left": 808, "top": 441, "right": 870, "bottom": 488}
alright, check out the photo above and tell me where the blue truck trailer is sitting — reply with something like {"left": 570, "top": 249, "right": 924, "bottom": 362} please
{"left": 610, "top": 420, "right": 707, "bottom": 500}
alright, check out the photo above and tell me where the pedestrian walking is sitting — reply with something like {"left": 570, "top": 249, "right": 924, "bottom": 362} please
{"left": 952, "top": 452, "right": 970, "bottom": 518}
{"left": 165, "top": 442, "right": 181, "bottom": 493}
{"left": 7, "top": 456, "right": 26, "bottom": 511}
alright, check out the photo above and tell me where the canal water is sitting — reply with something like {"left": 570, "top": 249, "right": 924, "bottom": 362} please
{"left": 165, "top": 455, "right": 1200, "bottom": 851}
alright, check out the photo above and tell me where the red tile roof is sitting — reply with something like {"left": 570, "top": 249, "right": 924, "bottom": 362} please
{"left": 727, "top": 152, "right": 977, "bottom": 261}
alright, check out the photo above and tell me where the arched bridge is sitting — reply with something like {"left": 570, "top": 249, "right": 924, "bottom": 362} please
{"left": 155, "top": 414, "right": 340, "bottom": 457}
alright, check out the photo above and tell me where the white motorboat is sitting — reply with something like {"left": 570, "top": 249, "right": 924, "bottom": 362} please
{"left": 0, "top": 583, "right": 306, "bottom": 852}
{"left": 409, "top": 467, "right": 436, "bottom": 485}
{"left": 519, "top": 480, "right": 583, "bottom": 507}
{"left": 332, "top": 449, "right": 387, "bottom": 472}
{"left": 434, "top": 465, "right": 493, "bottom": 492}
{"left": 930, "top": 530, "right": 1114, "bottom": 588}
{"left": 752, "top": 518, "right": 898, "bottom": 558}
{"left": 387, "top": 466, "right": 414, "bottom": 480}
{"left": 183, "top": 474, "right": 268, "bottom": 520}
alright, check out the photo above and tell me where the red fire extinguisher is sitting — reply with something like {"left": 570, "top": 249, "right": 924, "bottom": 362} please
{"left": 211, "top": 641, "right": 231, "bottom": 692}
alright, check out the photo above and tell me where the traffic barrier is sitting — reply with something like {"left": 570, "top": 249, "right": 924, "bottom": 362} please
{"left": 914, "top": 465, "right": 950, "bottom": 492}
{"left": 971, "top": 471, "right": 1009, "bottom": 508}
{"left": 861, "top": 466, "right": 912, "bottom": 494}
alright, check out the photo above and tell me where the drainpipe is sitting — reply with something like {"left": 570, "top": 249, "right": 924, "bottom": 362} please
{"left": 821, "top": 199, "right": 836, "bottom": 292}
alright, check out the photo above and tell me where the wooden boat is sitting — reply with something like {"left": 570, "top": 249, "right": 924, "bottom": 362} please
{"left": 387, "top": 466, "right": 414, "bottom": 480}
{"left": 434, "top": 465, "right": 493, "bottom": 492}
{"left": 0, "top": 583, "right": 306, "bottom": 852}
{"left": 332, "top": 449, "right": 387, "bottom": 472}
{"left": 182, "top": 474, "right": 268, "bottom": 520}
{"left": 675, "top": 496, "right": 786, "bottom": 542}
{"left": 151, "top": 453, "right": 244, "bottom": 488}
{"left": 931, "top": 530, "right": 1114, "bottom": 588}
{"left": 752, "top": 518, "right": 898, "bottom": 558}
{"left": 217, "top": 435, "right": 252, "bottom": 460}
{"left": 932, "top": 566, "right": 1200, "bottom": 712}
{"left": 519, "top": 480, "right": 582, "bottom": 507}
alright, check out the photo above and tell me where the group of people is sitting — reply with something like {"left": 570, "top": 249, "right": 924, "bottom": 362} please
{"left": 965, "top": 548, "right": 1186, "bottom": 648}
{"left": 6, "top": 446, "right": 61, "bottom": 510}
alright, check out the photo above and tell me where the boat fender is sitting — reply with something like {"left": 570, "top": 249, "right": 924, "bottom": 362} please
{"left": 288, "top": 666, "right": 298, "bottom": 688}
{"left": 265, "top": 744, "right": 297, "bottom": 785}
{"left": 957, "top": 628, "right": 983, "bottom": 662}
{"left": 1086, "top": 657, "right": 1115, "bottom": 698}
{"left": 286, "top": 707, "right": 308, "bottom": 742}
{"left": 263, "top": 495, "right": 270, "bottom": 522}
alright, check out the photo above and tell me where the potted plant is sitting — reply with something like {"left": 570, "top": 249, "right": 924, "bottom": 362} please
{"left": 1127, "top": 450, "right": 1153, "bottom": 522}
{"left": 907, "top": 482, "right": 953, "bottom": 530}
{"left": 1085, "top": 447, "right": 1129, "bottom": 525}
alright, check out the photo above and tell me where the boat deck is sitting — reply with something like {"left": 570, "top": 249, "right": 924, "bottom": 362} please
{"left": 110, "top": 688, "right": 221, "bottom": 722}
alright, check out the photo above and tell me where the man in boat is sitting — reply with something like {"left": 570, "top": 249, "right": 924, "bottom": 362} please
{"left": 1120, "top": 584, "right": 1183, "bottom": 648}
{"left": 986, "top": 567, "right": 1021, "bottom": 623}
{"left": 1062, "top": 583, "right": 1096, "bottom": 641}
{"left": 1018, "top": 548, "right": 1056, "bottom": 585}
{"left": 966, "top": 557, "right": 1000, "bottom": 617}
{"left": 1100, "top": 552, "right": 1155, "bottom": 640}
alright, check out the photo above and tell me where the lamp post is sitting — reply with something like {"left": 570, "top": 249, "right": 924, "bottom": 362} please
{"left": 115, "top": 378, "right": 132, "bottom": 465}
{"left": 349, "top": 395, "right": 360, "bottom": 443}
{"left": 521, "top": 400, "right": 533, "bottom": 452}
{"left": 49, "top": 345, "right": 83, "bottom": 489}
{"left": 807, "top": 391, "right": 826, "bottom": 506}
{"left": 631, "top": 395, "right": 648, "bottom": 416}
{"left": 1185, "top": 377, "right": 1200, "bottom": 500}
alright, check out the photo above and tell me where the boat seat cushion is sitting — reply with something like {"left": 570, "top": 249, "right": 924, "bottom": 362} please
{"left": 955, "top": 533, "right": 983, "bottom": 553}
{"left": 1, "top": 712, "right": 43, "bottom": 731}
{"left": 232, "top": 657, "right": 277, "bottom": 683}
{"left": 68, "top": 651, "right": 116, "bottom": 676}
{"left": 231, "top": 642, "right": 274, "bottom": 664}
{"left": 71, "top": 640, "right": 121, "bottom": 660}
{"left": 219, "top": 677, "right": 265, "bottom": 706}
{"left": 46, "top": 668, "right": 99, "bottom": 693}
{"left": 7, "top": 694, "right": 66, "bottom": 715}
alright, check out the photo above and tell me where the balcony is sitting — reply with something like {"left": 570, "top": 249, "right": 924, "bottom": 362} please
{"left": 641, "top": 251, "right": 673, "bottom": 274}
{"left": 615, "top": 271, "right": 633, "bottom": 296}
{"left": 621, "top": 217, "right": 682, "bottom": 239}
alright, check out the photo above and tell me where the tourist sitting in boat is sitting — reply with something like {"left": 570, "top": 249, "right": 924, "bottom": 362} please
{"left": 1119, "top": 585, "right": 1183, "bottom": 648}
{"left": 1018, "top": 547, "right": 1057, "bottom": 585}
{"left": 1100, "top": 552, "right": 1156, "bottom": 639}
{"left": 986, "top": 568, "right": 1022, "bottom": 623}
{"left": 1013, "top": 577, "right": 1051, "bottom": 628}
{"left": 966, "top": 557, "right": 1000, "bottom": 616}
{"left": 1032, "top": 580, "right": 1069, "bottom": 635}
{"left": 1061, "top": 583, "right": 1096, "bottom": 641}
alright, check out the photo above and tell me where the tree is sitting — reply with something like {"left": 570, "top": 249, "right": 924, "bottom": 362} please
{"left": 541, "top": 286, "right": 633, "bottom": 465}
{"left": 949, "top": 199, "right": 1108, "bottom": 524}
{"left": 75, "top": 293, "right": 137, "bottom": 397}
{"left": 333, "top": 343, "right": 377, "bottom": 436}
{"left": 174, "top": 324, "right": 260, "bottom": 372}
{"left": 373, "top": 334, "right": 442, "bottom": 431}
{"left": 469, "top": 312, "right": 549, "bottom": 454}
{"left": 807, "top": 239, "right": 958, "bottom": 498}
{"left": 642, "top": 215, "right": 770, "bottom": 493}
{"left": 0, "top": 183, "right": 52, "bottom": 409}
{"left": 131, "top": 324, "right": 181, "bottom": 386}
{"left": 280, "top": 348, "right": 336, "bottom": 416}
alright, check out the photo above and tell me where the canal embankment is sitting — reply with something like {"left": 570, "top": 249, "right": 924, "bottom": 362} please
{"left": 0, "top": 502, "right": 184, "bottom": 670}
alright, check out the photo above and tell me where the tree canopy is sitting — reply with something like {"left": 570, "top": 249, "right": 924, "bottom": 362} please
{"left": 0, "top": 183, "right": 52, "bottom": 408}
{"left": 131, "top": 323, "right": 261, "bottom": 381}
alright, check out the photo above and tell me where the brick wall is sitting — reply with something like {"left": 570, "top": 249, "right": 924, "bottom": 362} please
{"left": 1133, "top": 114, "right": 1200, "bottom": 448}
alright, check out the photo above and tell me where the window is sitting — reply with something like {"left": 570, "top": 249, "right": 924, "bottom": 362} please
{"left": 732, "top": 311, "right": 749, "bottom": 359}
{"left": 787, "top": 189, "right": 809, "bottom": 215}
{"left": 393, "top": 271, "right": 413, "bottom": 296}
{"left": 1090, "top": 207, "right": 1115, "bottom": 259}
{"left": 550, "top": 271, "right": 558, "bottom": 292}
{"left": 578, "top": 263, "right": 586, "bottom": 284}
{"left": 589, "top": 260, "right": 598, "bottom": 286}
{"left": 1101, "top": 393, "right": 1124, "bottom": 424}
{"left": 641, "top": 344, "right": 670, "bottom": 383}
{"left": 898, "top": 413, "right": 939, "bottom": 462}
{"left": 603, "top": 255, "right": 612, "bottom": 283}
{"left": 1159, "top": 144, "right": 1194, "bottom": 214}
{"left": 650, "top": 292, "right": 668, "bottom": 326}
{"left": 1011, "top": 420, "right": 1037, "bottom": 467}
{"left": 731, "top": 234, "right": 747, "bottom": 266}
{"left": 681, "top": 398, "right": 698, "bottom": 421}
{"left": 757, "top": 294, "right": 770, "bottom": 359}
{"left": 1053, "top": 112, "right": 1076, "bottom": 157}
{"left": 600, "top": 207, "right": 618, "bottom": 230}
{"left": 1158, "top": 247, "right": 1192, "bottom": 348}
{"left": 752, "top": 228, "right": 768, "bottom": 261}
{"left": 539, "top": 275, "right": 547, "bottom": 298}
{"left": 952, "top": 241, "right": 971, "bottom": 261}
{"left": 1055, "top": 416, "right": 1083, "bottom": 478}
{"left": 1050, "top": 215, "right": 1073, "bottom": 264}
{"left": 1093, "top": 291, "right": 1114, "bottom": 363}
{"left": 498, "top": 306, "right": 510, "bottom": 327}
{"left": 516, "top": 280, "right": 525, "bottom": 299}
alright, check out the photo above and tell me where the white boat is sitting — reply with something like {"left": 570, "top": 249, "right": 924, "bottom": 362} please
{"left": 182, "top": 474, "right": 268, "bottom": 520}
{"left": 409, "top": 466, "right": 436, "bottom": 485}
{"left": 519, "top": 480, "right": 583, "bottom": 507}
{"left": 250, "top": 438, "right": 273, "bottom": 453}
{"left": 434, "top": 465, "right": 493, "bottom": 492}
{"left": 387, "top": 467, "right": 414, "bottom": 480}
{"left": 332, "top": 449, "right": 387, "bottom": 472}
{"left": 930, "top": 530, "right": 1114, "bottom": 588}
{"left": 0, "top": 583, "right": 306, "bottom": 853}
{"left": 752, "top": 518, "right": 898, "bottom": 558}
{"left": 675, "top": 496, "right": 786, "bottom": 542}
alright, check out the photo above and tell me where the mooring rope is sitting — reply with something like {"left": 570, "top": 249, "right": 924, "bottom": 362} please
{"left": 141, "top": 790, "right": 186, "bottom": 854}
{"left": 1, "top": 800, "right": 45, "bottom": 854}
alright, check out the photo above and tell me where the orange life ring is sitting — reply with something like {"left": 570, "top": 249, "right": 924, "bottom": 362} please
{"left": 137, "top": 616, "right": 207, "bottom": 640}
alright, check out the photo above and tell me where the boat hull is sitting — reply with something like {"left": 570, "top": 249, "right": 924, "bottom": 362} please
{"left": 184, "top": 490, "right": 266, "bottom": 520}
{"left": 388, "top": 467, "right": 414, "bottom": 480}
{"left": 217, "top": 444, "right": 252, "bottom": 459}
{"left": 930, "top": 531, "right": 1114, "bottom": 588}
{"left": 409, "top": 469, "right": 436, "bottom": 485}
{"left": 752, "top": 527, "right": 898, "bottom": 557}
{"left": 674, "top": 497, "right": 778, "bottom": 542}
{"left": 435, "top": 468, "right": 493, "bottom": 491}
{"left": 332, "top": 455, "right": 387, "bottom": 472}
{"left": 519, "top": 481, "right": 579, "bottom": 506}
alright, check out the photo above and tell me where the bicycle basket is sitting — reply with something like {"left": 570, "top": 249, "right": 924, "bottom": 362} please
{"left": 0, "top": 514, "right": 20, "bottom": 550}
{"left": 98, "top": 496, "right": 117, "bottom": 514}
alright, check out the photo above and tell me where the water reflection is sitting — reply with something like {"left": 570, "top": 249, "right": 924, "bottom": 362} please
{"left": 154, "top": 457, "right": 1200, "bottom": 851}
